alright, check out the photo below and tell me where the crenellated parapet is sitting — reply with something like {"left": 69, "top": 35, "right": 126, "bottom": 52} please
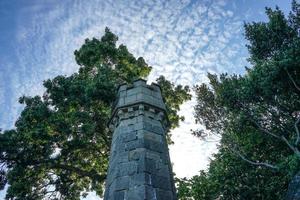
{"left": 109, "top": 79, "right": 169, "bottom": 132}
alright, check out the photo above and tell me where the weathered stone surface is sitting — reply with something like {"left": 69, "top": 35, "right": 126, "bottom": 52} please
{"left": 286, "top": 171, "right": 300, "bottom": 200}
{"left": 122, "top": 131, "right": 137, "bottom": 142}
{"left": 115, "top": 176, "right": 130, "bottom": 191}
{"left": 151, "top": 175, "right": 171, "bottom": 190}
{"left": 104, "top": 79, "right": 177, "bottom": 200}
{"left": 156, "top": 189, "right": 174, "bottom": 200}
{"left": 137, "top": 157, "right": 157, "bottom": 174}
{"left": 114, "top": 191, "right": 125, "bottom": 200}
{"left": 126, "top": 185, "right": 156, "bottom": 200}
{"left": 117, "top": 162, "right": 138, "bottom": 176}
{"left": 130, "top": 173, "right": 152, "bottom": 187}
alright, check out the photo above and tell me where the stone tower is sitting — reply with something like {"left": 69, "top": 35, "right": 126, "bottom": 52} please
{"left": 104, "top": 79, "right": 177, "bottom": 200}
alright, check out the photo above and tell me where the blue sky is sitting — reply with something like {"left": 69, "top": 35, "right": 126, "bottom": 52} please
{"left": 0, "top": 0, "right": 292, "bottom": 199}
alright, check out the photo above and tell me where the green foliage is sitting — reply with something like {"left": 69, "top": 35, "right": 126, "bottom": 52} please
{"left": 0, "top": 28, "right": 190, "bottom": 199}
{"left": 156, "top": 76, "right": 192, "bottom": 130}
{"left": 178, "top": 1, "right": 300, "bottom": 199}
{"left": 176, "top": 171, "right": 218, "bottom": 200}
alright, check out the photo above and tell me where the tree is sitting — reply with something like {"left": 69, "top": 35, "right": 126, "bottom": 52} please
{"left": 0, "top": 28, "right": 191, "bottom": 200}
{"left": 178, "top": 1, "right": 300, "bottom": 199}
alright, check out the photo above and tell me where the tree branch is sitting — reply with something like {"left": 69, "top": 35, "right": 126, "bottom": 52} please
{"left": 244, "top": 108, "right": 300, "bottom": 158}
{"left": 248, "top": 118, "right": 281, "bottom": 140}
{"left": 285, "top": 68, "right": 300, "bottom": 92}
{"left": 249, "top": 115, "right": 300, "bottom": 158}
{"left": 230, "top": 148, "right": 279, "bottom": 170}
{"left": 47, "top": 162, "right": 106, "bottom": 181}
{"left": 14, "top": 158, "right": 107, "bottom": 182}
{"left": 281, "top": 135, "right": 300, "bottom": 158}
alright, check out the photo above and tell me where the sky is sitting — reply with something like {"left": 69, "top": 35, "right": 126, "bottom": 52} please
{"left": 0, "top": 0, "right": 292, "bottom": 199}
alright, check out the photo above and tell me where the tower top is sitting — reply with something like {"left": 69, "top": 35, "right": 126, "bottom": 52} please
{"left": 109, "top": 79, "right": 169, "bottom": 130}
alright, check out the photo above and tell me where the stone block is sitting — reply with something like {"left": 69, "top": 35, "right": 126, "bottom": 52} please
{"left": 136, "top": 93, "right": 144, "bottom": 101}
{"left": 117, "top": 97, "right": 125, "bottom": 107}
{"left": 151, "top": 89, "right": 163, "bottom": 99}
{"left": 134, "top": 121, "right": 144, "bottom": 131}
{"left": 125, "top": 94, "right": 137, "bottom": 104}
{"left": 130, "top": 173, "right": 152, "bottom": 187}
{"left": 118, "top": 161, "right": 138, "bottom": 176}
{"left": 133, "top": 85, "right": 144, "bottom": 94}
{"left": 126, "top": 185, "right": 144, "bottom": 200}
{"left": 136, "top": 115, "right": 145, "bottom": 122}
{"left": 119, "top": 124, "right": 135, "bottom": 132}
{"left": 145, "top": 186, "right": 157, "bottom": 200}
{"left": 144, "top": 122, "right": 153, "bottom": 132}
{"left": 119, "top": 90, "right": 126, "bottom": 97}
{"left": 142, "top": 132, "right": 162, "bottom": 143}
{"left": 125, "top": 139, "right": 144, "bottom": 151}
{"left": 156, "top": 189, "right": 174, "bottom": 200}
{"left": 109, "top": 151, "right": 128, "bottom": 167}
{"left": 123, "top": 131, "right": 137, "bottom": 142}
{"left": 144, "top": 138, "right": 163, "bottom": 153}
{"left": 116, "top": 141, "right": 126, "bottom": 152}
{"left": 149, "top": 118, "right": 161, "bottom": 126}
{"left": 127, "top": 88, "right": 138, "bottom": 96}
{"left": 152, "top": 175, "right": 171, "bottom": 190}
{"left": 129, "top": 148, "right": 145, "bottom": 161}
{"left": 138, "top": 157, "right": 157, "bottom": 174}
{"left": 141, "top": 88, "right": 151, "bottom": 95}
{"left": 115, "top": 176, "right": 130, "bottom": 191}
{"left": 115, "top": 152, "right": 128, "bottom": 163}
{"left": 156, "top": 164, "right": 170, "bottom": 178}
{"left": 112, "top": 190, "right": 125, "bottom": 200}
{"left": 126, "top": 185, "right": 157, "bottom": 200}
{"left": 146, "top": 151, "right": 161, "bottom": 161}
{"left": 152, "top": 125, "right": 164, "bottom": 135}
{"left": 138, "top": 94, "right": 149, "bottom": 103}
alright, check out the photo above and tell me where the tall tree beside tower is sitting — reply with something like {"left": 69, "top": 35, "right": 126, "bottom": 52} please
{"left": 0, "top": 28, "right": 191, "bottom": 199}
{"left": 177, "top": 1, "right": 300, "bottom": 199}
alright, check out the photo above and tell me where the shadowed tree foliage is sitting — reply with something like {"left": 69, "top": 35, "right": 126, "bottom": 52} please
{"left": 177, "top": 1, "right": 300, "bottom": 199}
{"left": 0, "top": 28, "right": 191, "bottom": 200}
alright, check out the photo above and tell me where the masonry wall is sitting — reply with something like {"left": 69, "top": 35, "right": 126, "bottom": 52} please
{"left": 104, "top": 79, "right": 177, "bottom": 200}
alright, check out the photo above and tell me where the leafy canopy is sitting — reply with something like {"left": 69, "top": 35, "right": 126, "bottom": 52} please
{"left": 0, "top": 28, "right": 191, "bottom": 200}
{"left": 178, "top": 1, "right": 300, "bottom": 199}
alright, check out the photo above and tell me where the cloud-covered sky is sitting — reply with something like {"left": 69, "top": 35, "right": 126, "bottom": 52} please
{"left": 0, "top": 0, "right": 291, "bottom": 199}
